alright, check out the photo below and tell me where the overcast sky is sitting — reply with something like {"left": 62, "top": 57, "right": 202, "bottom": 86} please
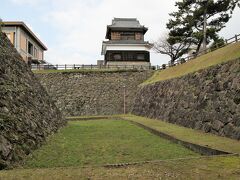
{"left": 1, "top": 0, "right": 240, "bottom": 65}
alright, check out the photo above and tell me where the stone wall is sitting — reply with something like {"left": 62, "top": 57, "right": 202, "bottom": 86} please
{"left": 132, "top": 58, "right": 240, "bottom": 140}
{"left": 0, "top": 33, "right": 66, "bottom": 169}
{"left": 36, "top": 70, "right": 153, "bottom": 117}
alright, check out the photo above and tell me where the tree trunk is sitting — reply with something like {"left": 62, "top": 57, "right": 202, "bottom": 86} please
{"left": 195, "top": 38, "right": 203, "bottom": 55}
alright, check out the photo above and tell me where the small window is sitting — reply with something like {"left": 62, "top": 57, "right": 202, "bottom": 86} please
{"left": 137, "top": 54, "right": 145, "bottom": 60}
{"left": 28, "top": 41, "right": 33, "bottom": 55}
{"left": 121, "top": 32, "right": 135, "bottom": 40}
{"left": 113, "top": 54, "right": 122, "bottom": 60}
{"left": 34, "top": 47, "right": 38, "bottom": 58}
{"left": 127, "top": 52, "right": 134, "bottom": 60}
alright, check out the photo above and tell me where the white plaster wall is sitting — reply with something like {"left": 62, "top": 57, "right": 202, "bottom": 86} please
{"left": 105, "top": 44, "right": 150, "bottom": 51}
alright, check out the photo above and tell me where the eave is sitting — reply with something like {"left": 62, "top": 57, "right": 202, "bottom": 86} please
{"left": 3, "top": 21, "right": 48, "bottom": 51}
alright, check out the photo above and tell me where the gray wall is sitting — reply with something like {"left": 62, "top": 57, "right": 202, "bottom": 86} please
{"left": 0, "top": 33, "right": 65, "bottom": 169}
{"left": 36, "top": 70, "right": 153, "bottom": 117}
{"left": 132, "top": 58, "right": 240, "bottom": 140}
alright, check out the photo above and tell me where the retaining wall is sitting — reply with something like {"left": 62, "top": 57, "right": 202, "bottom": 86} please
{"left": 0, "top": 33, "right": 66, "bottom": 169}
{"left": 36, "top": 70, "right": 153, "bottom": 117}
{"left": 132, "top": 58, "right": 240, "bottom": 140}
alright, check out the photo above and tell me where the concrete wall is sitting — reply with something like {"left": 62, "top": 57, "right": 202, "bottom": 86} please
{"left": 1, "top": 27, "right": 16, "bottom": 47}
{"left": 36, "top": 70, "right": 153, "bottom": 117}
{"left": 2, "top": 26, "right": 44, "bottom": 62}
{"left": 132, "top": 58, "right": 240, "bottom": 140}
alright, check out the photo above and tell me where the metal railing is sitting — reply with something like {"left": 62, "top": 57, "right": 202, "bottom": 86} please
{"left": 31, "top": 34, "right": 240, "bottom": 72}
{"left": 155, "top": 34, "right": 240, "bottom": 71}
{"left": 31, "top": 64, "right": 156, "bottom": 71}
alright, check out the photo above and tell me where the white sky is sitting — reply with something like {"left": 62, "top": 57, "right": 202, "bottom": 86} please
{"left": 2, "top": 0, "right": 240, "bottom": 65}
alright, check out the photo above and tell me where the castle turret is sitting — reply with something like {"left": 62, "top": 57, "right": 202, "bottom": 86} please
{"left": 101, "top": 18, "right": 152, "bottom": 67}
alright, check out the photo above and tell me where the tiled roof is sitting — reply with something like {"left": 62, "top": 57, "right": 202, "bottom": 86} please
{"left": 109, "top": 18, "right": 143, "bottom": 28}
{"left": 105, "top": 18, "right": 148, "bottom": 39}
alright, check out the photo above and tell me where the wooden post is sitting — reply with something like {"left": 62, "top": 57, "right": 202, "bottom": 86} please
{"left": 235, "top": 35, "right": 238, "bottom": 42}
{"left": 73, "top": 64, "right": 75, "bottom": 69}
{"left": 123, "top": 85, "right": 126, "bottom": 114}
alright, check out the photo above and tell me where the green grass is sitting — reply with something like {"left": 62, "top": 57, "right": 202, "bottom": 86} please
{"left": 32, "top": 68, "right": 141, "bottom": 74}
{"left": 1, "top": 117, "right": 240, "bottom": 179}
{"left": 23, "top": 120, "right": 199, "bottom": 168}
{"left": 122, "top": 115, "right": 240, "bottom": 154}
{"left": 1, "top": 156, "right": 240, "bottom": 179}
{"left": 143, "top": 42, "right": 240, "bottom": 85}
{"left": 66, "top": 114, "right": 126, "bottom": 120}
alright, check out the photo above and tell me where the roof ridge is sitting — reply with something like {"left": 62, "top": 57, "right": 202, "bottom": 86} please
{"left": 113, "top": 18, "right": 137, "bottom": 21}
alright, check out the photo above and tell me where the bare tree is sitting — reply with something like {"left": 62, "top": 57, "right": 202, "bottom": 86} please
{"left": 0, "top": 18, "right": 3, "bottom": 32}
{"left": 153, "top": 34, "right": 192, "bottom": 65}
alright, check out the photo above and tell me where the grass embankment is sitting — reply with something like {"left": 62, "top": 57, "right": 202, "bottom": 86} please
{"left": 143, "top": 42, "right": 240, "bottom": 85}
{"left": 122, "top": 115, "right": 240, "bottom": 154}
{"left": 24, "top": 120, "right": 198, "bottom": 168}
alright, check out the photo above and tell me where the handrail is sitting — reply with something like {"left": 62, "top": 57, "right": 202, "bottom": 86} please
{"left": 31, "top": 64, "right": 156, "bottom": 71}
{"left": 162, "top": 33, "right": 240, "bottom": 70}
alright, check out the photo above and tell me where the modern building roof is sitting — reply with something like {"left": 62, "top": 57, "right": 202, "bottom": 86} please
{"left": 3, "top": 21, "right": 47, "bottom": 50}
{"left": 106, "top": 18, "right": 148, "bottom": 39}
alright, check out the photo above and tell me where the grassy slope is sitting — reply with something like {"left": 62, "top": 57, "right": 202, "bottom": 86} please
{"left": 1, "top": 156, "right": 239, "bottom": 179}
{"left": 24, "top": 120, "right": 198, "bottom": 168}
{"left": 123, "top": 115, "right": 240, "bottom": 154}
{"left": 143, "top": 42, "right": 240, "bottom": 85}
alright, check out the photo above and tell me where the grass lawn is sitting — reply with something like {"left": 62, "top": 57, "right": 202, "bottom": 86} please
{"left": 143, "top": 42, "right": 240, "bottom": 85}
{"left": 1, "top": 156, "right": 239, "bottom": 179}
{"left": 1, "top": 117, "right": 240, "bottom": 179}
{"left": 122, "top": 115, "right": 240, "bottom": 154}
{"left": 23, "top": 120, "right": 199, "bottom": 169}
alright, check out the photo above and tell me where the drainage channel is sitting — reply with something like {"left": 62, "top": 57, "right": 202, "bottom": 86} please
{"left": 103, "top": 153, "right": 238, "bottom": 168}
{"left": 127, "top": 120, "right": 234, "bottom": 156}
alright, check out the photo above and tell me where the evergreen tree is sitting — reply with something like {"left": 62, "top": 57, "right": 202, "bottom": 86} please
{"left": 167, "top": 0, "right": 240, "bottom": 54}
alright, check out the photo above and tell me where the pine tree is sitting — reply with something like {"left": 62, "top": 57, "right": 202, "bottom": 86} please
{"left": 167, "top": 0, "right": 240, "bottom": 54}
